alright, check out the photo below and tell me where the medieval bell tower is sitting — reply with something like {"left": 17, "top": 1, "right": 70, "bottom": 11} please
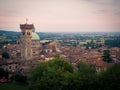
{"left": 20, "top": 22, "right": 34, "bottom": 61}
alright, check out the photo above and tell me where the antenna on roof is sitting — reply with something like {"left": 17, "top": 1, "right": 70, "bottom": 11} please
{"left": 26, "top": 18, "right": 28, "bottom": 24}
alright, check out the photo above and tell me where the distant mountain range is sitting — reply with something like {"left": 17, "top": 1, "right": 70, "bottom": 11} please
{"left": 0, "top": 30, "right": 120, "bottom": 40}
{"left": 0, "top": 30, "right": 20, "bottom": 36}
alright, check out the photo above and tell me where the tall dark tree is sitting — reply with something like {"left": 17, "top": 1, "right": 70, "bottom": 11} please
{"left": 102, "top": 50, "right": 112, "bottom": 63}
{"left": 2, "top": 52, "right": 10, "bottom": 59}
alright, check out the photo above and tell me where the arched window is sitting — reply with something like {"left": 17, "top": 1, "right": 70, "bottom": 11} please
{"left": 27, "top": 32, "right": 29, "bottom": 35}
{"left": 27, "top": 32, "right": 31, "bottom": 35}
{"left": 22, "top": 32, "right": 25, "bottom": 35}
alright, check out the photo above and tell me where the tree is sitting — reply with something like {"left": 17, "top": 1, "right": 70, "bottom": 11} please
{"left": 29, "top": 59, "right": 74, "bottom": 90}
{"left": 28, "top": 59, "right": 120, "bottom": 90}
{"left": 74, "top": 62, "right": 98, "bottom": 90}
{"left": 0, "top": 68, "right": 8, "bottom": 79}
{"left": 2, "top": 52, "right": 10, "bottom": 59}
{"left": 11, "top": 73, "right": 27, "bottom": 83}
{"left": 105, "top": 38, "right": 120, "bottom": 48}
{"left": 99, "top": 63, "right": 120, "bottom": 90}
{"left": 102, "top": 50, "right": 112, "bottom": 63}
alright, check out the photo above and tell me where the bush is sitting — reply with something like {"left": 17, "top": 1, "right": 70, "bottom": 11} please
{"left": 11, "top": 73, "right": 27, "bottom": 84}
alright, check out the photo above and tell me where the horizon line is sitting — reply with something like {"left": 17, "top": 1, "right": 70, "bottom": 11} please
{"left": 0, "top": 29, "right": 120, "bottom": 33}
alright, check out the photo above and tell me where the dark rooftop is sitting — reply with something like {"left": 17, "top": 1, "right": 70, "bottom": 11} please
{"left": 20, "top": 24, "right": 34, "bottom": 30}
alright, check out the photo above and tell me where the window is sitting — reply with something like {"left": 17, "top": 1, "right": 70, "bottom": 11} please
{"left": 27, "top": 32, "right": 29, "bottom": 35}
{"left": 27, "top": 32, "right": 31, "bottom": 35}
{"left": 22, "top": 32, "right": 25, "bottom": 35}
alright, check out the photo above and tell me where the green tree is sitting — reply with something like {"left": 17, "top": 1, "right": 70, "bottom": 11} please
{"left": 11, "top": 73, "right": 27, "bottom": 84}
{"left": 99, "top": 63, "right": 120, "bottom": 90}
{"left": 29, "top": 59, "right": 73, "bottom": 90}
{"left": 75, "top": 62, "right": 98, "bottom": 90}
{"left": 102, "top": 50, "right": 112, "bottom": 63}
{"left": 0, "top": 68, "right": 8, "bottom": 79}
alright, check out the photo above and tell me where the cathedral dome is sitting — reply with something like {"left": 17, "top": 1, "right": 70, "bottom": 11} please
{"left": 32, "top": 32, "right": 40, "bottom": 40}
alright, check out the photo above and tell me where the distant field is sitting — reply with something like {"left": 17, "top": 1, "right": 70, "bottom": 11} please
{"left": 0, "top": 83, "right": 28, "bottom": 90}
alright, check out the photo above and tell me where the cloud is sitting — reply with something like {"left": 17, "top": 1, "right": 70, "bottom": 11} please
{"left": 111, "top": 0, "right": 120, "bottom": 6}
{"left": 83, "top": 0, "right": 120, "bottom": 6}
{"left": 83, "top": 0, "right": 111, "bottom": 4}
{"left": 115, "top": 12, "right": 120, "bottom": 16}
{"left": 0, "top": 10, "right": 17, "bottom": 17}
{"left": 92, "top": 10, "right": 106, "bottom": 14}
{"left": 113, "top": 7, "right": 120, "bottom": 16}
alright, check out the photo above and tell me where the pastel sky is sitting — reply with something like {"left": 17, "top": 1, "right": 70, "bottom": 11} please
{"left": 0, "top": 0, "right": 120, "bottom": 32}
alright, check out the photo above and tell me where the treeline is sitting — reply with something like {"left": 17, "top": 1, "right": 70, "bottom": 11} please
{"left": 0, "top": 30, "right": 20, "bottom": 45}
{"left": 0, "top": 58, "right": 120, "bottom": 90}
{"left": 105, "top": 37, "right": 120, "bottom": 47}
{"left": 29, "top": 59, "right": 120, "bottom": 90}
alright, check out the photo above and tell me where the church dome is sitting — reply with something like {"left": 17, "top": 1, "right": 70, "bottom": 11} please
{"left": 32, "top": 32, "right": 40, "bottom": 40}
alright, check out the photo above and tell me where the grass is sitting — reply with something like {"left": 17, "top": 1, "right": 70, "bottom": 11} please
{"left": 0, "top": 83, "right": 28, "bottom": 90}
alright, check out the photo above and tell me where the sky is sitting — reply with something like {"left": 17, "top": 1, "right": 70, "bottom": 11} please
{"left": 0, "top": 0, "right": 120, "bottom": 32}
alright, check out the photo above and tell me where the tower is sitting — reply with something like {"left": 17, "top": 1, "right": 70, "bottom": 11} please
{"left": 20, "top": 23, "right": 34, "bottom": 61}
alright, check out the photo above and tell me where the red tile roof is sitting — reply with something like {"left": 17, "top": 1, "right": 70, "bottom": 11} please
{"left": 95, "top": 61, "right": 108, "bottom": 67}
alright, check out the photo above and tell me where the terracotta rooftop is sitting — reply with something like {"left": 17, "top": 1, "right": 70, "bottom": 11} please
{"left": 95, "top": 61, "right": 108, "bottom": 67}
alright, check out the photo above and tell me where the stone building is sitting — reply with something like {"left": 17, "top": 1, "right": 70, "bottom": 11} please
{"left": 20, "top": 23, "right": 41, "bottom": 61}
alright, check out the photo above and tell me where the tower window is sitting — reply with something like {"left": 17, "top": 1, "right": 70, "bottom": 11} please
{"left": 27, "top": 32, "right": 31, "bottom": 35}
{"left": 27, "top": 32, "right": 29, "bottom": 35}
{"left": 22, "top": 32, "right": 25, "bottom": 35}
